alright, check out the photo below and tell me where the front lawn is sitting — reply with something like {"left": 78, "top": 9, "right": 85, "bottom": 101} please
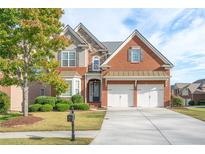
{"left": 0, "top": 111, "right": 105, "bottom": 132}
{"left": 0, "top": 137, "right": 92, "bottom": 145}
{"left": 0, "top": 113, "right": 22, "bottom": 122}
{"left": 172, "top": 107, "right": 205, "bottom": 122}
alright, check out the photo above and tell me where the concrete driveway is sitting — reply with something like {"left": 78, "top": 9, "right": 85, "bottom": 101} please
{"left": 91, "top": 108, "right": 205, "bottom": 145}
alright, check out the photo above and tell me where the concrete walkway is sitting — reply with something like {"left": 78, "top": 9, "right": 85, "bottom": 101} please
{"left": 91, "top": 108, "right": 205, "bottom": 145}
{"left": 0, "top": 131, "right": 99, "bottom": 139}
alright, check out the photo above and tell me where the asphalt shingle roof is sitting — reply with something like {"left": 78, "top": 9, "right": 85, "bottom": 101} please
{"left": 102, "top": 41, "right": 122, "bottom": 54}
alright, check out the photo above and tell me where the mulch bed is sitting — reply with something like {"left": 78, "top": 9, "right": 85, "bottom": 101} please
{"left": 0, "top": 116, "right": 43, "bottom": 127}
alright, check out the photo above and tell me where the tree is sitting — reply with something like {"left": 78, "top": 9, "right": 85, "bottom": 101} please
{"left": 0, "top": 9, "right": 70, "bottom": 116}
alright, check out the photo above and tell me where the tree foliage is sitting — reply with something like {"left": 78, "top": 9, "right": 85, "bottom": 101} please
{"left": 0, "top": 8, "right": 70, "bottom": 94}
{"left": 0, "top": 9, "right": 70, "bottom": 115}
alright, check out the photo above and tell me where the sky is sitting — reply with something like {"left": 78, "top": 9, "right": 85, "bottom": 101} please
{"left": 61, "top": 8, "right": 205, "bottom": 85}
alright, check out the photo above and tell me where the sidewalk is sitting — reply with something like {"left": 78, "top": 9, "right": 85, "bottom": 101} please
{"left": 0, "top": 131, "right": 99, "bottom": 139}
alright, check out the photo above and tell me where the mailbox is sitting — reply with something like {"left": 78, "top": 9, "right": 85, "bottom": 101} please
{"left": 67, "top": 108, "right": 75, "bottom": 141}
{"left": 67, "top": 113, "right": 75, "bottom": 122}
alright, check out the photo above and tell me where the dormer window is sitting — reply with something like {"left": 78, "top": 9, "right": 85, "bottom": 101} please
{"left": 92, "top": 56, "right": 100, "bottom": 71}
{"left": 61, "top": 50, "right": 76, "bottom": 67}
{"left": 129, "top": 48, "right": 142, "bottom": 63}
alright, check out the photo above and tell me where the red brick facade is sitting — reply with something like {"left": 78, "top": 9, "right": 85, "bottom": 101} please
{"left": 101, "top": 35, "right": 171, "bottom": 107}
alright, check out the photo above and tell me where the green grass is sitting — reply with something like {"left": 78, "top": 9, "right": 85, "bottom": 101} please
{"left": 0, "top": 137, "right": 92, "bottom": 145}
{"left": 0, "top": 113, "right": 22, "bottom": 122}
{"left": 0, "top": 111, "right": 106, "bottom": 132}
{"left": 173, "top": 107, "right": 205, "bottom": 122}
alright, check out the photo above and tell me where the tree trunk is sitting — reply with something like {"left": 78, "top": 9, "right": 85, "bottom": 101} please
{"left": 22, "top": 77, "right": 29, "bottom": 116}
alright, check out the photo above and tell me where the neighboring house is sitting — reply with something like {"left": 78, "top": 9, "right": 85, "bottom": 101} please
{"left": 0, "top": 23, "right": 173, "bottom": 111}
{"left": 173, "top": 79, "right": 205, "bottom": 105}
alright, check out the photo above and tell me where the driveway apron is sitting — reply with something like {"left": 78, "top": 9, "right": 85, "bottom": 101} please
{"left": 91, "top": 108, "right": 205, "bottom": 145}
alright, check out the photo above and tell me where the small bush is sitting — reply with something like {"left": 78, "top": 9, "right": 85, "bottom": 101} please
{"left": 56, "top": 98, "right": 72, "bottom": 104}
{"left": 171, "top": 95, "right": 185, "bottom": 107}
{"left": 188, "top": 100, "right": 195, "bottom": 106}
{"left": 70, "top": 103, "right": 90, "bottom": 110}
{"left": 0, "top": 91, "right": 10, "bottom": 114}
{"left": 56, "top": 103, "right": 70, "bottom": 112}
{"left": 71, "top": 94, "right": 84, "bottom": 104}
{"left": 35, "top": 96, "right": 57, "bottom": 107}
{"left": 29, "top": 104, "right": 42, "bottom": 112}
{"left": 197, "top": 100, "right": 205, "bottom": 105}
{"left": 40, "top": 104, "right": 53, "bottom": 112}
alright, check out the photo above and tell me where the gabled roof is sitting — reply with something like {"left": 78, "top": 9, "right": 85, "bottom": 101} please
{"left": 63, "top": 24, "right": 86, "bottom": 45}
{"left": 187, "top": 83, "right": 201, "bottom": 94}
{"left": 102, "top": 41, "right": 122, "bottom": 54}
{"left": 74, "top": 23, "right": 107, "bottom": 50}
{"left": 101, "top": 30, "right": 174, "bottom": 67}
{"left": 194, "top": 79, "right": 205, "bottom": 85}
{"left": 175, "top": 83, "right": 190, "bottom": 89}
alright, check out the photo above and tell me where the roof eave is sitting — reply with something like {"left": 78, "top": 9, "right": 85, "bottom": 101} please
{"left": 74, "top": 23, "right": 108, "bottom": 50}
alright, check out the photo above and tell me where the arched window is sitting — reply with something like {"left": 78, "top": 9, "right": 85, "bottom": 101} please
{"left": 92, "top": 56, "right": 100, "bottom": 71}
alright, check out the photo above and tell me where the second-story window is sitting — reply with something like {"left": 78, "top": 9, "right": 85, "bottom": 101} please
{"left": 61, "top": 51, "right": 76, "bottom": 67}
{"left": 131, "top": 49, "right": 141, "bottom": 62}
{"left": 92, "top": 56, "right": 100, "bottom": 71}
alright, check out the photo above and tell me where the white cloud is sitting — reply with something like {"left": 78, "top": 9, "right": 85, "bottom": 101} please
{"left": 151, "top": 16, "right": 205, "bottom": 84}
{"left": 61, "top": 9, "right": 132, "bottom": 41}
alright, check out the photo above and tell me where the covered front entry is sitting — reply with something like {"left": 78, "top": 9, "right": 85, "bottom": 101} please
{"left": 137, "top": 84, "right": 164, "bottom": 107}
{"left": 88, "top": 79, "right": 101, "bottom": 102}
{"left": 107, "top": 84, "right": 134, "bottom": 107}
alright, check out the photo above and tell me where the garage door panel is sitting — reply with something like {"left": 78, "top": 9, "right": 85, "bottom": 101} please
{"left": 108, "top": 84, "right": 134, "bottom": 107}
{"left": 137, "top": 84, "right": 164, "bottom": 107}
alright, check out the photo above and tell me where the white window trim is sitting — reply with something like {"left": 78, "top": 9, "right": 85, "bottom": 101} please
{"left": 60, "top": 78, "right": 81, "bottom": 97}
{"left": 131, "top": 48, "right": 141, "bottom": 63}
{"left": 92, "top": 56, "right": 100, "bottom": 71}
{"left": 61, "top": 50, "right": 76, "bottom": 67}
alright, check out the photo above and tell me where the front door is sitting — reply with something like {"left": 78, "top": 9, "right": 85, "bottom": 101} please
{"left": 89, "top": 80, "right": 100, "bottom": 102}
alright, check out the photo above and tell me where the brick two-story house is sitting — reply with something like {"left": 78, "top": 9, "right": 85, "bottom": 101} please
{"left": 0, "top": 23, "right": 173, "bottom": 111}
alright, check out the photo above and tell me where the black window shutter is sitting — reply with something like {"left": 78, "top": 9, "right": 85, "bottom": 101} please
{"left": 128, "top": 49, "right": 132, "bottom": 62}
{"left": 58, "top": 52, "right": 62, "bottom": 66}
{"left": 140, "top": 49, "right": 144, "bottom": 62}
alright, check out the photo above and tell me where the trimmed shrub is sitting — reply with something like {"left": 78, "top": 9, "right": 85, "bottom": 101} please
{"left": 188, "top": 100, "right": 195, "bottom": 106}
{"left": 171, "top": 95, "right": 185, "bottom": 107}
{"left": 197, "top": 100, "right": 205, "bottom": 105}
{"left": 0, "top": 91, "right": 10, "bottom": 114}
{"left": 35, "top": 96, "right": 57, "bottom": 107}
{"left": 40, "top": 104, "right": 53, "bottom": 112}
{"left": 70, "top": 103, "right": 90, "bottom": 110}
{"left": 56, "top": 103, "right": 70, "bottom": 112}
{"left": 56, "top": 98, "right": 72, "bottom": 105}
{"left": 71, "top": 94, "right": 84, "bottom": 104}
{"left": 29, "top": 104, "right": 42, "bottom": 112}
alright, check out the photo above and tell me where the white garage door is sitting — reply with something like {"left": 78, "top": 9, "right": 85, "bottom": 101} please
{"left": 108, "top": 84, "right": 134, "bottom": 107}
{"left": 137, "top": 84, "right": 164, "bottom": 107}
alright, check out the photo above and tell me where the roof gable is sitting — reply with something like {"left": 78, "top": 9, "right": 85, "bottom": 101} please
{"left": 101, "top": 30, "right": 173, "bottom": 68}
{"left": 63, "top": 25, "right": 86, "bottom": 45}
{"left": 74, "top": 23, "right": 107, "bottom": 50}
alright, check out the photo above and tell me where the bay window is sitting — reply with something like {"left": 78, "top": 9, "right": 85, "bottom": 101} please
{"left": 60, "top": 78, "right": 81, "bottom": 97}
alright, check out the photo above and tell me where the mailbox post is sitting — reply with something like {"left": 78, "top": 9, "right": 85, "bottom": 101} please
{"left": 67, "top": 107, "right": 75, "bottom": 141}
